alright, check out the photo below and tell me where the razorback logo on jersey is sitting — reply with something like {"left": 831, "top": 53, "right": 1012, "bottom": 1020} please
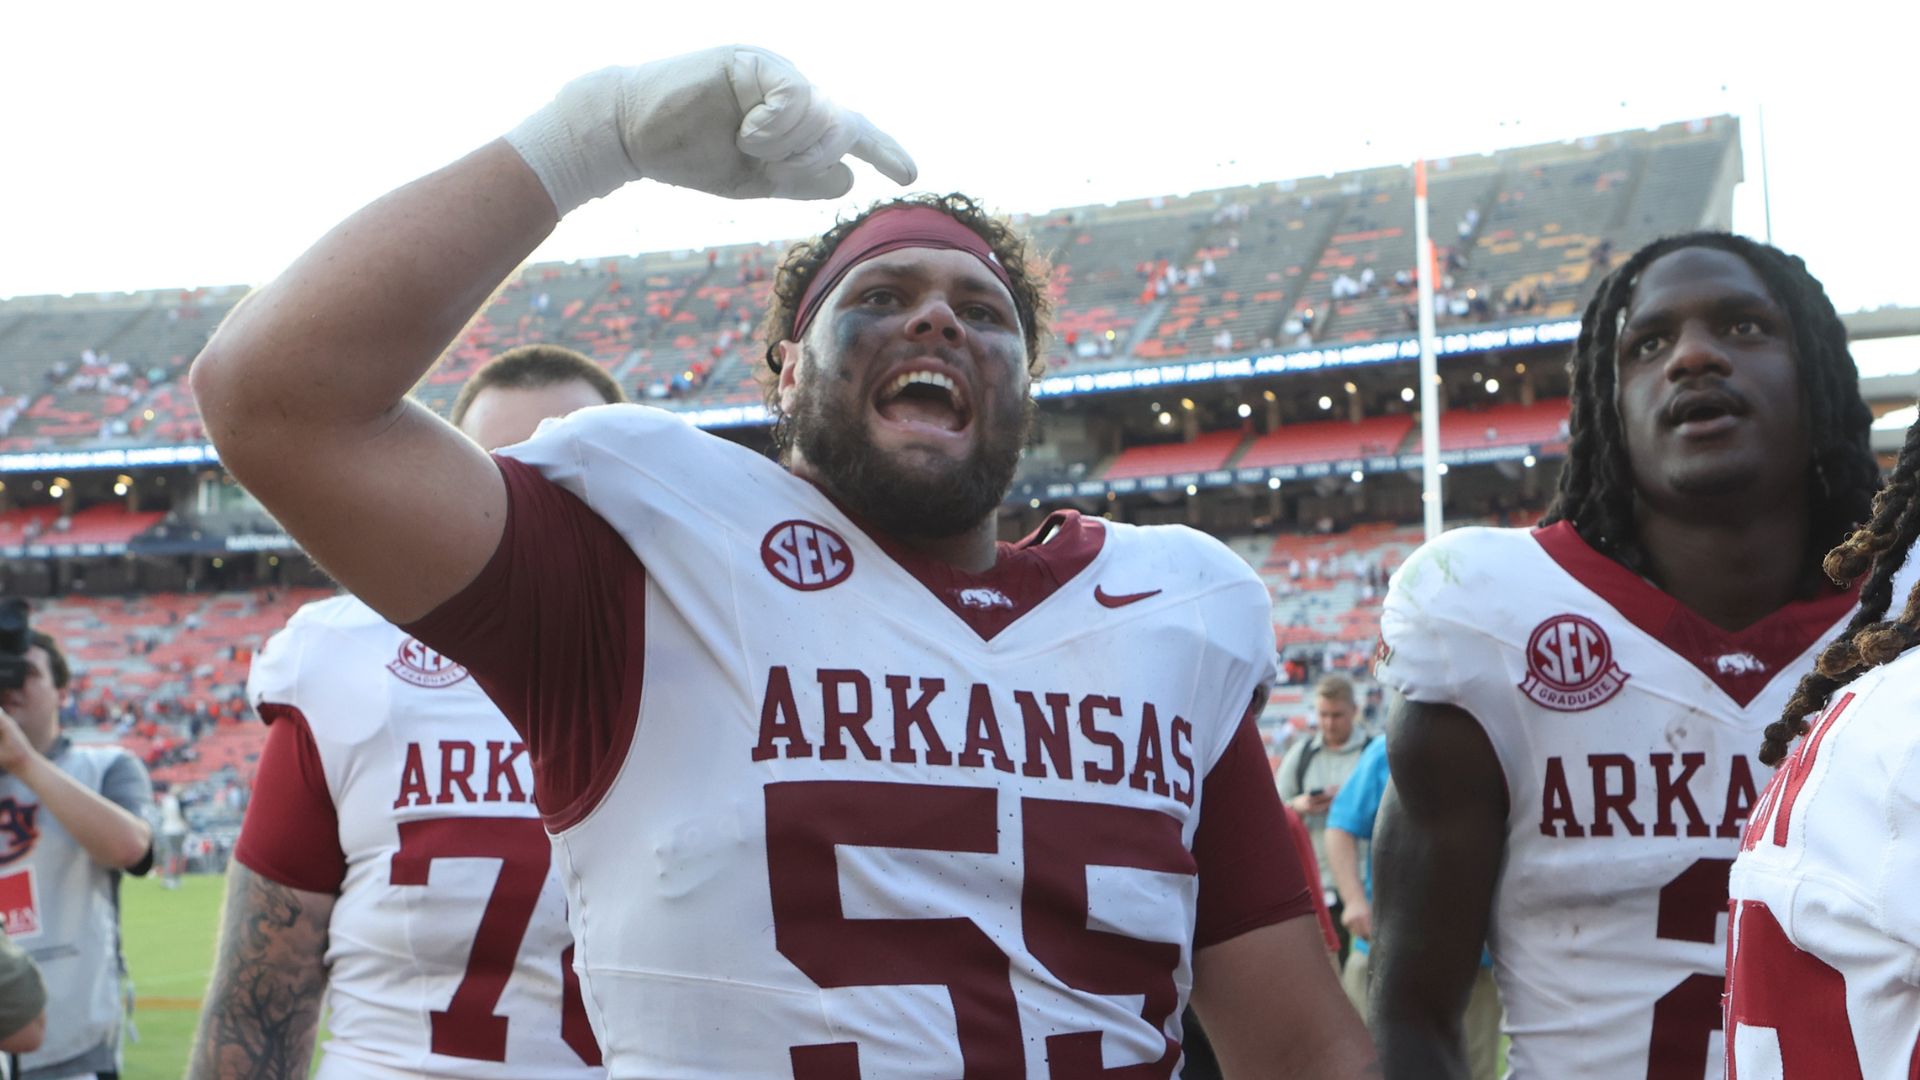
{"left": 1519, "top": 613, "right": 1629, "bottom": 711}
{"left": 387, "top": 637, "right": 471, "bottom": 689}
{"left": 1714, "top": 651, "right": 1767, "bottom": 676}
{"left": 957, "top": 587, "right": 1014, "bottom": 610}
{"left": 0, "top": 800, "right": 39, "bottom": 866}
{"left": 761, "top": 520, "right": 854, "bottom": 591}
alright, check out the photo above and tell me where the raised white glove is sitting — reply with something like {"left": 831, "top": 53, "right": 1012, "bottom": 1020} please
{"left": 506, "top": 45, "right": 917, "bottom": 215}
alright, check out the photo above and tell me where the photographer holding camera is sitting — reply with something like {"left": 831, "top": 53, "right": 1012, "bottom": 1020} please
{"left": 0, "top": 602, "right": 153, "bottom": 1080}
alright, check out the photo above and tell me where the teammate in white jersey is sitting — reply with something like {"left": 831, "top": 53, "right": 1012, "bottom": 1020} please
{"left": 189, "top": 46, "right": 1374, "bottom": 1077}
{"left": 1724, "top": 406, "right": 1920, "bottom": 1077}
{"left": 1369, "top": 233, "right": 1882, "bottom": 1079}
{"left": 188, "top": 346, "right": 622, "bottom": 1079}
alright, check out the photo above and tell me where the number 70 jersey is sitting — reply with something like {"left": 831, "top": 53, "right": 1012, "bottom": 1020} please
{"left": 1377, "top": 523, "right": 1857, "bottom": 1079}
{"left": 239, "top": 595, "right": 604, "bottom": 1079}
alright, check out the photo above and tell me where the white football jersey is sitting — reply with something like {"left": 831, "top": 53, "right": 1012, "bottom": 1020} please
{"left": 1377, "top": 524, "right": 1856, "bottom": 1080}
{"left": 248, "top": 596, "right": 603, "bottom": 1079}
{"left": 479, "top": 405, "right": 1280, "bottom": 1077}
{"left": 1727, "top": 649, "right": 1920, "bottom": 1079}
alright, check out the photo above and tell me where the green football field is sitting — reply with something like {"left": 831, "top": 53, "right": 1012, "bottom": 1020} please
{"left": 121, "top": 871, "right": 226, "bottom": 1077}
{"left": 116, "top": 870, "right": 1502, "bottom": 1076}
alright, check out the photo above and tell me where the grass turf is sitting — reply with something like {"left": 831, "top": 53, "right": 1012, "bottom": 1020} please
{"left": 121, "top": 871, "right": 225, "bottom": 1077}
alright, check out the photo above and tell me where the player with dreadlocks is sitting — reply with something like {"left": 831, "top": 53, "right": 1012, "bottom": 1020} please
{"left": 1724, "top": 358, "right": 1920, "bottom": 1074}
{"left": 1365, "top": 232, "right": 1879, "bottom": 1079}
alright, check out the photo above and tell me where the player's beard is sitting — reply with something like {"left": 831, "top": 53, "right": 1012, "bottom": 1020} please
{"left": 785, "top": 372, "right": 1033, "bottom": 540}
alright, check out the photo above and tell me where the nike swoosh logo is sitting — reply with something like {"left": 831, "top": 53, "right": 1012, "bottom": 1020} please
{"left": 1095, "top": 586, "right": 1163, "bottom": 608}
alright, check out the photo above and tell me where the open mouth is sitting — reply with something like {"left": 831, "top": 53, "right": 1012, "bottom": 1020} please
{"left": 1666, "top": 391, "right": 1744, "bottom": 436}
{"left": 875, "top": 369, "right": 973, "bottom": 435}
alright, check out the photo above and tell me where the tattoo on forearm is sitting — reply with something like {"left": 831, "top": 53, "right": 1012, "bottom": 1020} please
{"left": 187, "top": 867, "right": 331, "bottom": 1080}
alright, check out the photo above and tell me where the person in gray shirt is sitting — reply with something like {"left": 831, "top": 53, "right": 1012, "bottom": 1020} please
{"left": 0, "top": 629, "right": 153, "bottom": 1080}
{"left": 1275, "top": 674, "right": 1373, "bottom": 956}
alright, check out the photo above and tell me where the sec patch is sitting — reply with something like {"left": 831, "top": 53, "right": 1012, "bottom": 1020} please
{"left": 387, "top": 638, "right": 471, "bottom": 689}
{"left": 1520, "top": 614, "right": 1629, "bottom": 711}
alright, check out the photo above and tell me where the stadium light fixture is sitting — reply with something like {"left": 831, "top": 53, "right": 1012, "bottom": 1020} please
{"left": 1237, "top": 403, "right": 1252, "bottom": 419}
{"left": 269, "top": 556, "right": 280, "bottom": 567}
{"left": 1486, "top": 378, "right": 1501, "bottom": 393}
{"left": 1317, "top": 396, "right": 1333, "bottom": 410}
{"left": 1438, "top": 463, "right": 1450, "bottom": 475}
{"left": 1350, "top": 470, "right": 1365, "bottom": 483}
{"left": 1471, "top": 371, "right": 1484, "bottom": 383}
{"left": 1515, "top": 362, "right": 1527, "bottom": 374}
{"left": 1029, "top": 498, "right": 1041, "bottom": 509}
{"left": 113, "top": 483, "right": 128, "bottom": 497}
{"left": 1400, "top": 387, "right": 1415, "bottom": 403}
{"left": 1523, "top": 454, "right": 1538, "bottom": 468}
{"left": 1267, "top": 477, "right": 1281, "bottom": 490}
{"left": 1343, "top": 382, "right": 1357, "bottom": 394}
{"left": 48, "top": 485, "right": 64, "bottom": 499}
{"left": 1262, "top": 390, "right": 1277, "bottom": 402}
{"left": 1157, "top": 412, "right": 1174, "bottom": 427}
{"left": 212, "top": 558, "right": 224, "bottom": 569}
{"left": 1185, "top": 484, "right": 1198, "bottom": 496}
{"left": 1180, "top": 398, "right": 1195, "bottom": 411}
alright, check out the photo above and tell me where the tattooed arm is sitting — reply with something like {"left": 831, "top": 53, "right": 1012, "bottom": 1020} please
{"left": 187, "top": 863, "right": 335, "bottom": 1080}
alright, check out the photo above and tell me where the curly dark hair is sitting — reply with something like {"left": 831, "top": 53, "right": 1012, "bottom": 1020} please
{"left": 1763, "top": 423, "right": 1920, "bottom": 764}
{"left": 757, "top": 193, "right": 1053, "bottom": 420}
{"left": 1540, "top": 232, "right": 1879, "bottom": 585}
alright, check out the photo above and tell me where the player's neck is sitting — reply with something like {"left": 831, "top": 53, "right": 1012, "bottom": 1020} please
{"left": 886, "top": 516, "right": 1002, "bottom": 574}
{"left": 1634, "top": 499, "right": 1812, "bottom": 632}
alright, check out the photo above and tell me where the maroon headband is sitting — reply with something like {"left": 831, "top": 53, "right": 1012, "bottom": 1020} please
{"left": 789, "top": 206, "right": 1017, "bottom": 346}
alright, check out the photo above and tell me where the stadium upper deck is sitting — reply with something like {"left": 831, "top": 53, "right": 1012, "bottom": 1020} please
{"left": 0, "top": 116, "right": 1741, "bottom": 454}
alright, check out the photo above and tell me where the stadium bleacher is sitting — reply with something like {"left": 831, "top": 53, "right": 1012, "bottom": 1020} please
{"left": 35, "top": 588, "right": 333, "bottom": 787}
{"left": 0, "top": 118, "right": 1737, "bottom": 453}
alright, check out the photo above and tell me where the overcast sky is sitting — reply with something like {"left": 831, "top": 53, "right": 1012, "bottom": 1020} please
{"left": 5, "top": 1, "right": 1914, "bottom": 314}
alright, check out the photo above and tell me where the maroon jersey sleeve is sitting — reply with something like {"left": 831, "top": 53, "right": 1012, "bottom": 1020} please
{"left": 1283, "top": 803, "right": 1341, "bottom": 954}
{"left": 233, "top": 704, "right": 347, "bottom": 895}
{"left": 1192, "top": 709, "right": 1317, "bottom": 949}
{"left": 402, "top": 455, "right": 646, "bottom": 830}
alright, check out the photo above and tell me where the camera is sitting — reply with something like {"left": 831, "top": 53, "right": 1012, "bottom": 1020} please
{"left": 0, "top": 601, "right": 31, "bottom": 692}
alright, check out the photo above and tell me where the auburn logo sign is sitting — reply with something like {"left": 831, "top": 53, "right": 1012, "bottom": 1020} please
{"left": 0, "top": 800, "right": 39, "bottom": 866}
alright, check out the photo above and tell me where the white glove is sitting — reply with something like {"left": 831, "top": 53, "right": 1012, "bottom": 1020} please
{"left": 506, "top": 45, "right": 918, "bottom": 215}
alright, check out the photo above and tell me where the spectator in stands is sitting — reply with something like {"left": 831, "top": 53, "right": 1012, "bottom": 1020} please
{"left": 0, "top": 628, "right": 153, "bottom": 1080}
{"left": 1324, "top": 737, "right": 1499, "bottom": 1079}
{"left": 1275, "top": 675, "right": 1374, "bottom": 956}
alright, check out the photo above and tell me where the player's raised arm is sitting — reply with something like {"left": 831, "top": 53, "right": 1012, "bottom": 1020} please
{"left": 1367, "top": 699, "right": 1506, "bottom": 1080}
{"left": 190, "top": 46, "right": 915, "bottom": 624}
